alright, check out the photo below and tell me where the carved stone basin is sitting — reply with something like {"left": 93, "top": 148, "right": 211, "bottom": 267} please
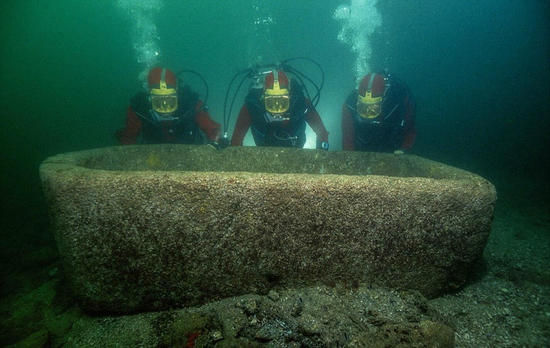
{"left": 40, "top": 145, "right": 496, "bottom": 313}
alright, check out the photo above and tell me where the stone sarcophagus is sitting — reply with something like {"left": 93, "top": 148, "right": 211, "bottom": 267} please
{"left": 40, "top": 145, "right": 496, "bottom": 313}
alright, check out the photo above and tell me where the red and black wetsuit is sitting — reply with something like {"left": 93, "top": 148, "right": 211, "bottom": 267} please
{"left": 342, "top": 77, "right": 416, "bottom": 152}
{"left": 231, "top": 80, "right": 328, "bottom": 148}
{"left": 116, "top": 85, "right": 220, "bottom": 145}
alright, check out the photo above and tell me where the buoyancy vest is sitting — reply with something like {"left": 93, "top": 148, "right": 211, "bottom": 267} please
{"left": 346, "top": 76, "right": 411, "bottom": 152}
{"left": 130, "top": 85, "right": 206, "bottom": 144}
{"left": 246, "top": 79, "right": 308, "bottom": 148}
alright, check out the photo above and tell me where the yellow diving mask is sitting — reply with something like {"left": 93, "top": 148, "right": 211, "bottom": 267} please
{"left": 357, "top": 91, "right": 382, "bottom": 119}
{"left": 264, "top": 79, "right": 290, "bottom": 114}
{"left": 151, "top": 93, "right": 178, "bottom": 114}
{"left": 150, "top": 76, "right": 178, "bottom": 114}
{"left": 264, "top": 95, "right": 290, "bottom": 114}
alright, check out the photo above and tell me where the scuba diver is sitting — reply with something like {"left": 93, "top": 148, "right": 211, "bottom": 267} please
{"left": 116, "top": 67, "right": 220, "bottom": 145}
{"left": 342, "top": 71, "right": 416, "bottom": 153}
{"left": 225, "top": 58, "right": 329, "bottom": 150}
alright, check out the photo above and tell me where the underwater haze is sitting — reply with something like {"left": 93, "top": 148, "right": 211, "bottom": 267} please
{"left": 1, "top": 0, "right": 549, "bottom": 345}
{"left": 1, "top": 0, "right": 549, "bottom": 218}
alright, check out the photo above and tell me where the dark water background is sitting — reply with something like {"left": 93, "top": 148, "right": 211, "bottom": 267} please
{"left": 0, "top": 0, "right": 548, "bottom": 262}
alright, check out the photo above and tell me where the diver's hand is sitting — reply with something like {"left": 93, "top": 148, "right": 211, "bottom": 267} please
{"left": 218, "top": 136, "right": 230, "bottom": 149}
{"left": 317, "top": 141, "right": 329, "bottom": 151}
{"left": 393, "top": 150, "right": 405, "bottom": 155}
{"left": 208, "top": 141, "right": 221, "bottom": 150}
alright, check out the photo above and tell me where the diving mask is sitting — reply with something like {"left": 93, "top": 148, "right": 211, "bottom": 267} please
{"left": 264, "top": 94, "right": 290, "bottom": 114}
{"left": 357, "top": 91, "right": 382, "bottom": 119}
{"left": 264, "top": 76, "right": 290, "bottom": 114}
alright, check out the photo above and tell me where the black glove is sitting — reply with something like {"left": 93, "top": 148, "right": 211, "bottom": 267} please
{"left": 208, "top": 141, "right": 220, "bottom": 150}
{"left": 208, "top": 138, "right": 230, "bottom": 150}
{"left": 218, "top": 136, "right": 230, "bottom": 149}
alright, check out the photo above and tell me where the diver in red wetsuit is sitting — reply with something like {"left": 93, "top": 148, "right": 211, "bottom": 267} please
{"left": 231, "top": 70, "right": 329, "bottom": 150}
{"left": 116, "top": 67, "right": 220, "bottom": 145}
{"left": 342, "top": 72, "right": 416, "bottom": 154}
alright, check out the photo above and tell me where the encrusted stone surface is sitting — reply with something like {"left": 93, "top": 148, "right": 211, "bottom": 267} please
{"left": 39, "top": 145, "right": 496, "bottom": 313}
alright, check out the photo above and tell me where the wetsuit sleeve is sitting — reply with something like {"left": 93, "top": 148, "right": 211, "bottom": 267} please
{"left": 116, "top": 106, "right": 142, "bottom": 145}
{"left": 342, "top": 103, "right": 355, "bottom": 151}
{"left": 194, "top": 100, "right": 221, "bottom": 142}
{"left": 400, "top": 94, "right": 416, "bottom": 150}
{"left": 230, "top": 105, "right": 252, "bottom": 146}
{"left": 304, "top": 99, "right": 329, "bottom": 143}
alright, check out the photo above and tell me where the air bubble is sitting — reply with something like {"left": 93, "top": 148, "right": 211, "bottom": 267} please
{"left": 117, "top": 0, "right": 163, "bottom": 82}
{"left": 333, "top": 0, "right": 382, "bottom": 81}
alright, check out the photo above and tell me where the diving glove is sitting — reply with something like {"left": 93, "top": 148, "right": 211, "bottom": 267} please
{"left": 318, "top": 141, "right": 329, "bottom": 151}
